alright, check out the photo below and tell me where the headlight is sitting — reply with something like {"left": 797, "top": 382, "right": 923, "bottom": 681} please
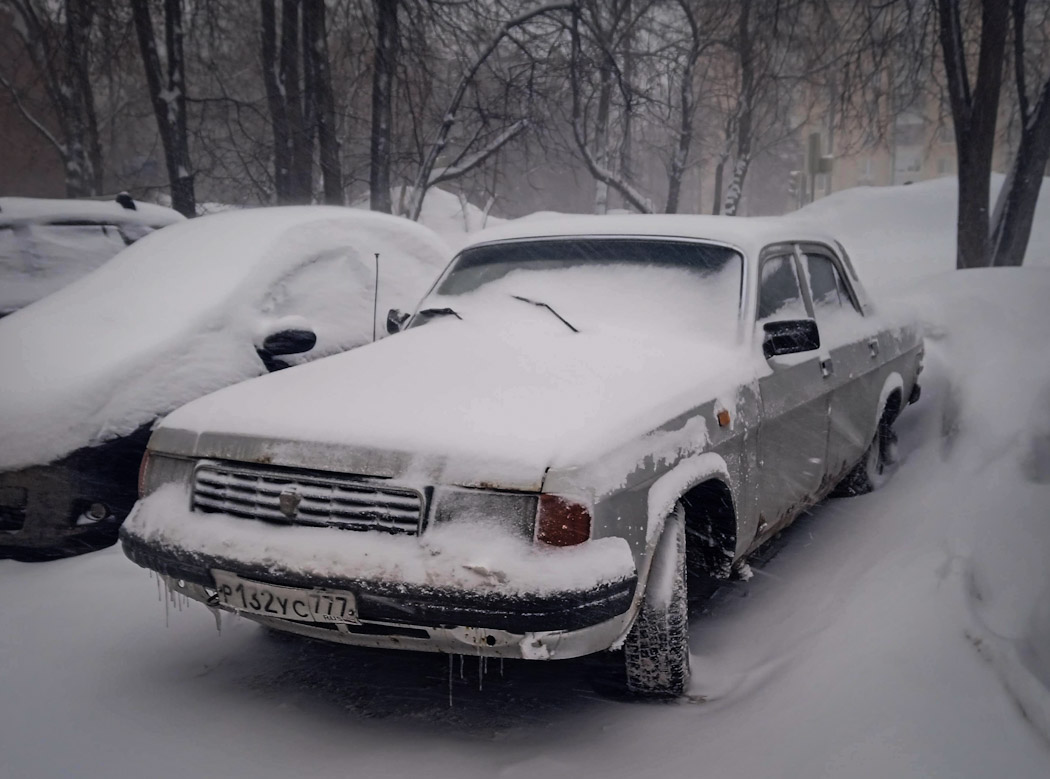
{"left": 138, "top": 452, "right": 196, "bottom": 498}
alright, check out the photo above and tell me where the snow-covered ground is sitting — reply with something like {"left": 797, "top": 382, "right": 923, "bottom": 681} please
{"left": 2, "top": 181, "right": 1049, "bottom": 777}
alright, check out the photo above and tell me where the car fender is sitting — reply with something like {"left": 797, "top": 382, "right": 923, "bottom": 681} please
{"left": 610, "top": 453, "right": 732, "bottom": 647}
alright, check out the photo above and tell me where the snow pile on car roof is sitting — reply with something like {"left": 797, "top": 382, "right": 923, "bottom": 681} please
{"left": 0, "top": 197, "right": 186, "bottom": 314}
{"left": 0, "top": 206, "right": 450, "bottom": 472}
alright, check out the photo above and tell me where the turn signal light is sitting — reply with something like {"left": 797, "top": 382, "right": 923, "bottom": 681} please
{"left": 536, "top": 494, "right": 591, "bottom": 546}
{"left": 137, "top": 450, "right": 151, "bottom": 498}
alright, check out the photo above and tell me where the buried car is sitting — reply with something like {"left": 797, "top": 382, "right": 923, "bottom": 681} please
{"left": 121, "top": 214, "right": 922, "bottom": 697}
{"left": 0, "top": 207, "right": 450, "bottom": 558}
{"left": 0, "top": 194, "right": 184, "bottom": 317}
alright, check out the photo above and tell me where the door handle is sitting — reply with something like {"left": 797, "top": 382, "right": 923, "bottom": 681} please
{"left": 820, "top": 358, "right": 834, "bottom": 378}
{"left": 868, "top": 338, "right": 879, "bottom": 358}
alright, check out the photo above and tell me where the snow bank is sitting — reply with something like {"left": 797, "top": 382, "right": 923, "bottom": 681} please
{"left": 0, "top": 207, "right": 450, "bottom": 471}
{"left": 789, "top": 175, "right": 1050, "bottom": 291}
{"left": 125, "top": 484, "right": 635, "bottom": 597}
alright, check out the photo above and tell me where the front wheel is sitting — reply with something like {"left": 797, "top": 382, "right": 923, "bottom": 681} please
{"left": 623, "top": 505, "right": 690, "bottom": 698}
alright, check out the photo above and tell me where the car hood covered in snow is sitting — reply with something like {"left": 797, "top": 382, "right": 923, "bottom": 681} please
{"left": 0, "top": 207, "right": 450, "bottom": 472}
{"left": 152, "top": 314, "right": 755, "bottom": 492}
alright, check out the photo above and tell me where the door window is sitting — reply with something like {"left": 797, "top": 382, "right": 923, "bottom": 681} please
{"left": 757, "top": 254, "right": 807, "bottom": 321}
{"left": 803, "top": 254, "right": 861, "bottom": 316}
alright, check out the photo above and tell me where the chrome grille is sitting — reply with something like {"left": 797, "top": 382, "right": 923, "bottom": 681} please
{"left": 192, "top": 462, "right": 424, "bottom": 535}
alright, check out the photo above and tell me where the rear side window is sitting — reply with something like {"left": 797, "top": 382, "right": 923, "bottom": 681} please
{"left": 804, "top": 253, "right": 860, "bottom": 315}
{"left": 757, "top": 255, "right": 807, "bottom": 321}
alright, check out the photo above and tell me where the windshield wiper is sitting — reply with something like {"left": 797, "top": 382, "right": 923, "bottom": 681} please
{"left": 509, "top": 295, "right": 579, "bottom": 333}
{"left": 414, "top": 306, "right": 462, "bottom": 325}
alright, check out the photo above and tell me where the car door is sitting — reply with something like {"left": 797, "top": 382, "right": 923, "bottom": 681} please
{"left": 754, "top": 248, "right": 830, "bottom": 537}
{"left": 799, "top": 246, "right": 878, "bottom": 480}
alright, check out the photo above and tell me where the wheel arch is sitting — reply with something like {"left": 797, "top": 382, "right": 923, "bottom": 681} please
{"left": 644, "top": 453, "right": 738, "bottom": 582}
{"left": 876, "top": 372, "right": 905, "bottom": 432}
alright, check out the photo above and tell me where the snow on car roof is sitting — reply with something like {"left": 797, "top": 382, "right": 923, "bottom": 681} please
{"left": 0, "top": 196, "right": 185, "bottom": 228}
{"left": 461, "top": 213, "right": 842, "bottom": 258}
{"left": 0, "top": 206, "right": 451, "bottom": 472}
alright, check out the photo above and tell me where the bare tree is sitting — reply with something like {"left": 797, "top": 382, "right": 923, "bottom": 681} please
{"left": 403, "top": 2, "right": 569, "bottom": 220}
{"left": 369, "top": 0, "right": 398, "bottom": 212}
{"left": 569, "top": 0, "right": 655, "bottom": 213}
{"left": 0, "top": 0, "right": 104, "bottom": 196}
{"left": 131, "top": 0, "right": 195, "bottom": 216}
{"left": 304, "top": 0, "right": 343, "bottom": 204}
{"left": 936, "top": 0, "right": 1009, "bottom": 269}
{"left": 990, "top": 0, "right": 1050, "bottom": 267}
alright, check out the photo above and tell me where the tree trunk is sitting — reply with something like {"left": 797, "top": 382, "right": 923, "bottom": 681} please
{"left": 711, "top": 154, "right": 726, "bottom": 215}
{"left": 936, "top": 0, "right": 1008, "bottom": 268}
{"left": 593, "top": 59, "right": 613, "bottom": 214}
{"left": 65, "top": 0, "right": 102, "bottom": 195}
{"left": 722, "top": 0, "right": 753, "bottom": 217}
{"left": 370, "top": 0, "right": 398, "bottom": 213}
{"left": 664, "top": 0, "right": 700, "bottom": 214}
{"left": 991, "top": 0, "right": 1050, "bottom": 268}
{"left": 304, "top": 0, "right": 343, "bottom": 205}
{"left": 280, "top": 0, "right": 312, "bottom": 204}
{"left": 131, "top": 0, "right": 196, "bottom": 217}
{"left": 261, "top": 0, "right": 292, "bottom": 200}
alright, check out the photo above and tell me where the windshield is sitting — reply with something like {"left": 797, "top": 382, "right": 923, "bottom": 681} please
{"left": 418, "top": 237, "right": 743, "bottom": 336}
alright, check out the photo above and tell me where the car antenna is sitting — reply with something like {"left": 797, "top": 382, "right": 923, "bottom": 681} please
{"left": 373, "top": 252, "right": 380, "bottom": 342}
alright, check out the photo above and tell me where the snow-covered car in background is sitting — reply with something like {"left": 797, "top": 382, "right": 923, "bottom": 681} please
{"left": 0, "top": 207, "right": 451, "bottom": 559}
{"left": 121, "top": 215, "right": 922, "bottom": 697}
{"left": 0, "top": 194, "right": 184, "bottom": 317}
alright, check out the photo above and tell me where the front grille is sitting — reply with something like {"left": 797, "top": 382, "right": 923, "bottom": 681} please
{"left": 192, "top": 462, "right": 424, "bottom": 535}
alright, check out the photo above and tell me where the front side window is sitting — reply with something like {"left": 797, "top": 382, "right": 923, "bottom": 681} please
{"left": 757, "top": 255, "right": 807, "bottom": 321}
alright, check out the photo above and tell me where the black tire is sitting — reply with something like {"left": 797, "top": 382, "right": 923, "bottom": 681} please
{"left": 623, "top": 506, "right": 690, "bottom": 698}
{"left": 834, "top": 406, "right": 899, "bottom": 497}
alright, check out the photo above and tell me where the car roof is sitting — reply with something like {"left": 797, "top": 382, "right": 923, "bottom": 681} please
{"left": 461, "top": 213, "right": 841, "bottom": 259}
{"left": 0, "top": 196, "right": 185, "bottom": 229}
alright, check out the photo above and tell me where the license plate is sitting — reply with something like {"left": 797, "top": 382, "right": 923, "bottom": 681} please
{"left": 211, "top": 570, "right": 359, "bottom": 624}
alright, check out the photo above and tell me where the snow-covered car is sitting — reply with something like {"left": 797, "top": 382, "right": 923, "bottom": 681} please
{"left": 0, "top": 207, "right": 451, "bottom": 559}
{"left": 0, "top": 194, "right": 185, "bottom": 316}
{"left": 120, "top": 215, "right": 922, "bottom": 697}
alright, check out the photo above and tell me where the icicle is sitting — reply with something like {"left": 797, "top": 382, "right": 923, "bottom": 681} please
{"left": 477, "top": 648, "right": 483, "bottom": 692}
{"left": 500, "top": 657, "right": 504, "bottom": 678}
{"left": 447, "top": 654, "right": 454, "bottom": 708}
{"left": 163, "top": 580, "right": 170, "bottom": 628}
{"left": 459, "top": 654, "right": 465, "bottom": 680}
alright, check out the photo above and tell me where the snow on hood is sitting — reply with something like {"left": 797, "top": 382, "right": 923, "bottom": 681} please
{"left": 0, "top": 207, "right": 451, "bottom": 472}
{"left": 156, "top": 264, "right": 755, "bottom": 489}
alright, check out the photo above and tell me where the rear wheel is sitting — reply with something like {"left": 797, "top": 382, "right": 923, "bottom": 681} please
{"left": 623, "top": 506, "right": 690, "bottom": 698}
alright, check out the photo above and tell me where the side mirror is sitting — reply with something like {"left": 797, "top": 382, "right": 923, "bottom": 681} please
{"left": 762, "top": 319, "right": 820, "bottom": 359}
{"left": 260, "top": 328, "right": 317, "bottom": 356}
{"left": 386, "top": 308, "right": 410, "bottom": 335}
{"left": 255, "top": 317, "right": 317, "bottom": 372}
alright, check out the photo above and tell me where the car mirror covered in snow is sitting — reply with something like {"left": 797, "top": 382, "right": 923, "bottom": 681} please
{"left": 762, "top": 318, "right": 821, "bottom": 358}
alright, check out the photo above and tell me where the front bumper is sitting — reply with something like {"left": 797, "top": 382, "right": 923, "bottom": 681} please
{"left": 121, "top": 530, "right": 638, "bottom": 660}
